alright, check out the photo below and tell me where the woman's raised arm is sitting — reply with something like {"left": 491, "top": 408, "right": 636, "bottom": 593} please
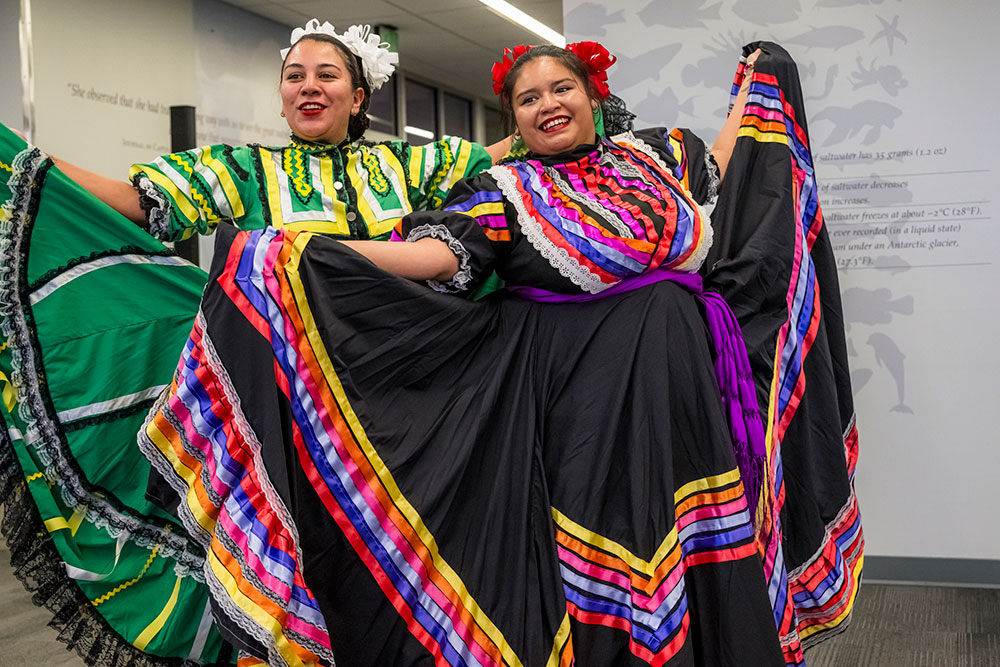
{"left": 8, "top": 127, "right": 146, "bottom": 225}
{"left": 51, "top": 158, "right": 147, "bottom": 225}
{"left": 711, "top": 48, "right": 761, "bottom": 182}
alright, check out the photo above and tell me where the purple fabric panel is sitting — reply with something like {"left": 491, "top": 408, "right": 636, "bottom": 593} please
{"left": 509, "top": 269, "right": 767, "bottom": 520}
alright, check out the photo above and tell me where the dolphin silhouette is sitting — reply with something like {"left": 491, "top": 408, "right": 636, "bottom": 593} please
{"left": 867, "top": 333, "right": 913, "bottom": 413}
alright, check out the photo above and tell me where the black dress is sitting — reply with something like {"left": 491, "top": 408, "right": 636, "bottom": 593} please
{"left": 140, "top": 43, "right": 859, "bottom": 667}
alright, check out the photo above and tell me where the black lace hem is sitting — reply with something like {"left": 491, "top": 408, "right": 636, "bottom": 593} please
{"left": 0, "top": 428, "right": 234, "bottom": 667}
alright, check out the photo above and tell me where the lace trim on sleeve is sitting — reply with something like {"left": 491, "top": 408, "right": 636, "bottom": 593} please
{"left": 405, "top": 223, "right": 473, "bottom": 294}
{"left": 703, "top": 149, "right": 721, "bottom": 212}
{"left": 131, "top": 174, "right": 173, "bottom": 240}
{"left": 674, "top": 202, "right": 714, "bottom": 273}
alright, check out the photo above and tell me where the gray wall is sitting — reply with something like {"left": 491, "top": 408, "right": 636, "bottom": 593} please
{"left": 0, "top": 1, "right": 23, "bottom": 131}
{"left": 565, "top": 0, "right": 1000, "bottom": 566}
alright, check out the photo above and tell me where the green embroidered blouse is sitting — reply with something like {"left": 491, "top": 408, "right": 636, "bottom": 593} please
{"left": 130, "top": 135, "right": 491, "bottom": 242}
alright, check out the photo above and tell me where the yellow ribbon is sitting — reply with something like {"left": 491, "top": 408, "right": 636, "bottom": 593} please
{"left": 0, "top": 341, "right": 16, "bottom": 411}
{"left": 0, "top": 373, "right": 14, "bottom": 411}
{"left": 134, "top": 576, "right": 182, "bottom": 650}
{"left": 42, "top": 505, "right": 87, "bottom": 537}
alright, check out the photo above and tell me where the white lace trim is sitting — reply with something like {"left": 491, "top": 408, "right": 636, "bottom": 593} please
{"left": 405, "top": 223, "right": 473, "bottom": 294}
{"left": 704, "top": 149, "right": 721, "bottom": 207}
{"left": 139, "top": 310, "right": 337, "bottom": 665}
{"left": 200, "top": 320, "right": 337, "bottom": 664}
{"left": 132, "top": 174, "right": 172, "bottom": 240}
{"left": 488, "top": 164, "right": 608, "bottom": 294}
{"left": 611, "top": 132, "right": 714, "bottom": 273}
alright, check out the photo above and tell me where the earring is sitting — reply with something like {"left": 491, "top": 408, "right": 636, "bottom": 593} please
{"left": 280, "top": 111, "right": 286, "bottom": 118}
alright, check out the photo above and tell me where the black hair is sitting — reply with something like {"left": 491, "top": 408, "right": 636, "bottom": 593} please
{"left": 281, "top": 34, "right": 371, "bottom": 142}
{"left": 498, "top": 45, "right": 635, "bottom": 138}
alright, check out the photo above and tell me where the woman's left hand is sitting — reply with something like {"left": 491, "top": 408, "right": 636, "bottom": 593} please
{"left": 714, "top": 47, "right": 764, "bottom": 181}
{"left": 740, "top": 49, "right": 763, "bottom": 91}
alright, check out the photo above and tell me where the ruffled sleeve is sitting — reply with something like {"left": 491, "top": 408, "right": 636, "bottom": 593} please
{"left": 402, "top": 137, "right": 493, "bottom": 212}
{"left": 129, "top": 144, "right": 254, "bottom": 242}
{"left": 630, "top": 127, "right": 720, "bottom": 207}
{"left": 396, "top": 174, "right": 511, "bottom": 295}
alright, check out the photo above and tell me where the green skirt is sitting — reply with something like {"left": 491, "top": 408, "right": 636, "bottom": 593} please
{"left": 0, "top": 124, "right": 234, "bottom": 665}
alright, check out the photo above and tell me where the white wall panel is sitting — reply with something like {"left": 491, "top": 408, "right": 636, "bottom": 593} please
{"left": 566, "top": 0, "right": 999, "bottom": 560}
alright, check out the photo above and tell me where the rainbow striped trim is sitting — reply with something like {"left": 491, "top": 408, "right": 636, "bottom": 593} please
{"left": 488, "top": 139, "right": 709, "bottom": 294}
{"left": 554, "top": 469, "right": 759, "bottom": 666}
{"left": 736, "top": 71, "right": 864, "bottom": 664}
{"left": 144, "top": 227, "right": 525, "bottom": 667}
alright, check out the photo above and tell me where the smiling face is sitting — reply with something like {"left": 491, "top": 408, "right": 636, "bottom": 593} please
{"left": 510, "top": 57, "right": 597, "bottom": 156}
{"left": 280, "top": 39, "right": 364, "bottom": 145}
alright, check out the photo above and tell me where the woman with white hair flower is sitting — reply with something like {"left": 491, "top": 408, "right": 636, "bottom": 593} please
{"left": 0, "top": 19, "right": 507, "bottom": 667}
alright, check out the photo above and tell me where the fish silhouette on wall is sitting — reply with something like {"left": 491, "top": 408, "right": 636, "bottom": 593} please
{"left": 733, "top": 0, "right": 801, "bottom": 24}
{"left": 681, "top": 31, "right": 747, "bottom": 88}
{"left": 784, "top": 25, "right": 865, "bottom": 50}
{"left": 842, "top": 287, "right": 914, "bottom": 408}
{"left": 843, "top": 287, "right": 914, "bottom": 328}
{"left": 637, "top": 0, "right": 722, "bottom": 28}
{"left": 806, "top": 63, "right": 840, "bottom": 101}
{"left": 609, "top": 44, "right": 684, "bottom": 92}
{"left": 867, "top": 333, "right": 914, "bottom": 413}
{"left": 563, "top": 3, "right": 625, "bottom": 37}
{"left": 631, "top": 88, "right": 697, "bottom": 130}
{"left": 812, "top": 100, "right": 902, "bottom": 145}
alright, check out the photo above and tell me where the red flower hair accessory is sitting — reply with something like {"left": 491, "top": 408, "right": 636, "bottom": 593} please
{"left": 491, "top": 44, "right": 532, "bottom": 95}
{"left": 489, "top": 41, "right": 617, "bottom": 98}
{"left": 566, "top": 41, "right": 616, "bottom": 100}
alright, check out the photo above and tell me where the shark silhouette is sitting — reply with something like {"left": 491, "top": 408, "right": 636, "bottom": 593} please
{"left": 564, "top": 3, "right": 625, "bottom": 37}
{"left": 637, "top": 0, "right": 722, "bottom": 28}
{"left": 610, "top": 44, "right": 684, "bottom": 92}
{"left": 785, "top": 25, "right": 865, "bottom": 50}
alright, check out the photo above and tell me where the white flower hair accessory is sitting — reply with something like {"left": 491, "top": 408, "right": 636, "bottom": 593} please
{"left": 279, "top": 19, "right": 399, "bottom": 91}
{"left": 338, "top": 24, "right": 398, "bottom": 91}
{"left": 279, "top": 19, "right": 337, "bottom": 60}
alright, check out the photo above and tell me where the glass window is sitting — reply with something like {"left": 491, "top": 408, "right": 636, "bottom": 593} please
{"left": 404, "top": 79, "right": 437, "bottom": 144}
{"left": 483, "top": 106, "right": 505, "bottom": 145}
{"left": 368, "top": 75, "right": 397, "bottom": 136}
{"left": 442, "top": 93, "right": 472, "bottom": 140}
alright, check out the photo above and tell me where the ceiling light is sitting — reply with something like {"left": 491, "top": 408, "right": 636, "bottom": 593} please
{"left": 404, "top": 125, "right": 435, "bottom": 139}
{"left": 476, "top": 0, "right": 565, "bottom": 47}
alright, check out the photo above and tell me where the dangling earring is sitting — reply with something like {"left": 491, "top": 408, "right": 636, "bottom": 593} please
{"left": 508, "top": 127, "right": 527, "bottom": 160}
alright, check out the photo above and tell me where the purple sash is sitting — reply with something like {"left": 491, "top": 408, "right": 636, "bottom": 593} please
{"left": 508, "top": 272, "right": 767, "bottom": 522}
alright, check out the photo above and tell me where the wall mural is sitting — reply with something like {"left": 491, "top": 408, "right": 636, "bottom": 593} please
{"left": 566, "top": 0, "right": 1000, "bottom": 559}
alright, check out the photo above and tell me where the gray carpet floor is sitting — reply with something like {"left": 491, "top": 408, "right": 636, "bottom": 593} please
{"left": 1, "top": 530, "right": 998, "bottom": 666}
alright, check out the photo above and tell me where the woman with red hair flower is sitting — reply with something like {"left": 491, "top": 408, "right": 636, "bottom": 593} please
{"left": 141, "top": 41, "right": 860, "bottom": 667}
